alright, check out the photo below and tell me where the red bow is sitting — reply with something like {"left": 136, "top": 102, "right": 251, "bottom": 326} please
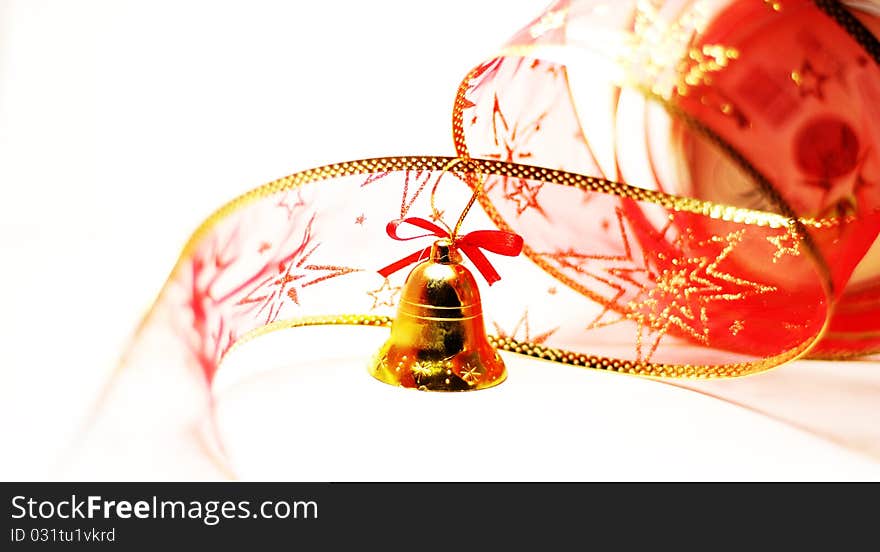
{"left": 378, "top": 217, "right": 523, "bottom": 285}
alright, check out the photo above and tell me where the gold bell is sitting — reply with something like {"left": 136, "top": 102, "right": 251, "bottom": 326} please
{"left": 369, "top": 238, "right": 506, "bottom": 391}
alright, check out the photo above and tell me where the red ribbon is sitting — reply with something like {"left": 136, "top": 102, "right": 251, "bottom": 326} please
{"left": 378, "top": 217, "right": 523, "bottom": 285}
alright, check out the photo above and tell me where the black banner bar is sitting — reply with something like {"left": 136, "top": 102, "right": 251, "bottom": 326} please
{"left": 1, "top": 482, "right": 874, "bottom": 548}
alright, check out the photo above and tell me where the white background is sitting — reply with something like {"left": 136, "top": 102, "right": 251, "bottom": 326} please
{"left": 1, "top": 0, "right": 878, "bottom": 480}
{"left": 0, "top": 0, "right": 550, "bottom": 479}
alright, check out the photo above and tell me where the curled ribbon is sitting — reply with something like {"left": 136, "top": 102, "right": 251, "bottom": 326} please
{"left": 377, "top": 217, "right": 524, "bottom": 285}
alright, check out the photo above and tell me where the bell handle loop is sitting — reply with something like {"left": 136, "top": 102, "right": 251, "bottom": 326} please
{"left": 428, "top": 157, "right": 485, "bottom": 244}
{"left": 428, "top": 158, "right": 463, "bottom": 237}
{"left": 451, "top": 171, "right": 484, "bottom": 242}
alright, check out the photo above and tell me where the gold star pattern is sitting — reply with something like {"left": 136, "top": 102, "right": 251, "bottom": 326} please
{"left": 624, "top": 230, "right": 775, "bottom": 361}
{"left": 676, "top": 44, "right": 741, "bottom": 97}
{"left": 540, "top": 208, "right": 777, "bottom": 361}
{"left": 617, "top": 1, "right": 716, "bottom": 97}
{"left": 411, "top": 362, "right": 432, "bottom": 383}
{"left": 729, "top": 320, "right": 745, "bottom": 336}
{"left": 766, "top": 225, "right": 801, "bottom": 263}
{"left": 460, "top": 363, "right": 481, "bottom": 386}
{"left": 367, "top": 278, "right": 401, "bottom": 310}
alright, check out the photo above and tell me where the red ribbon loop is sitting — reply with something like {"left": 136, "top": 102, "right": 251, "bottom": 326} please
{"left": 378, "top": 217, "right": 523, "bottom": 285}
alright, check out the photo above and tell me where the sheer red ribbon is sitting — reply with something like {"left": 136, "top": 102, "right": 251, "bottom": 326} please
{"left": 377, "top": 217, "right": 523, "bottom": 285}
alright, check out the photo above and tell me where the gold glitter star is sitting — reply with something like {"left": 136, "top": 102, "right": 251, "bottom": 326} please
{"left": 729, "top": 320, "right": 745, "bottom": 336}
{"left": 766, "top": 226, "right": 801, "bottom": 263}
{"left": 543, "top": 208, "right": 777, "bottom": 362}
{"left": 617, "top": 0, "right": 719, "bottom": 97}
{"left": 411, "top": 362, "right": 432, "bottom": 383}
{"left": 622, "top": 229, "right": 776, "bottom": 361}
{"left": 367, "top": 278, "right": 401, "bottom": 310}
{"left": 460, "top": 363, "right": 481, "bottom": 386}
